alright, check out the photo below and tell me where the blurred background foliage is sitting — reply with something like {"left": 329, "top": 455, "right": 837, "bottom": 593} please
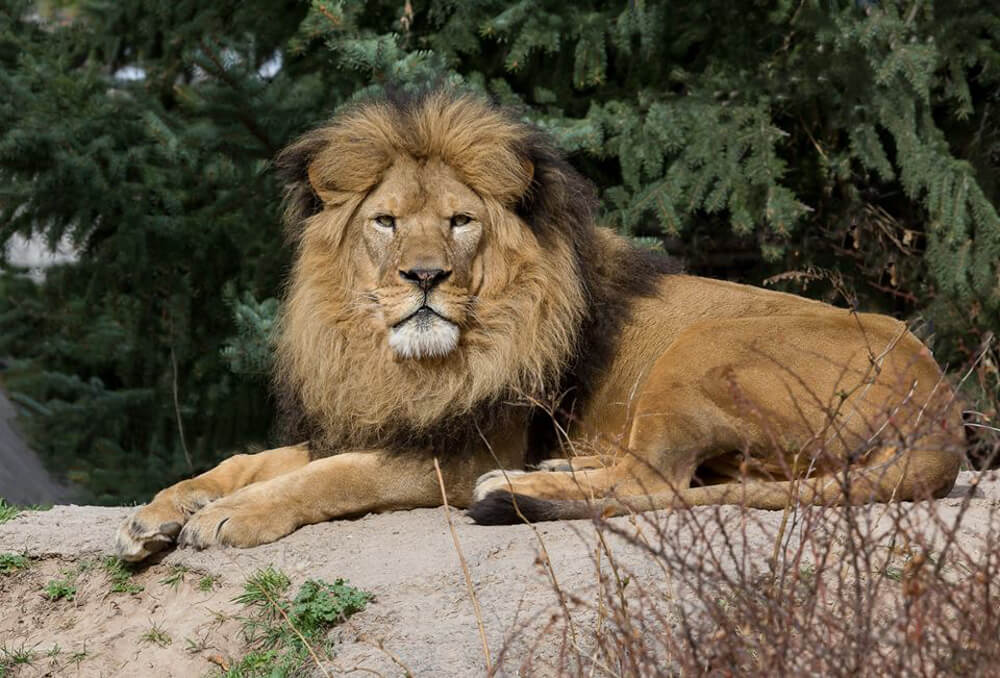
{"left": 0, "top": 0, "right": 997, "bottom": 503}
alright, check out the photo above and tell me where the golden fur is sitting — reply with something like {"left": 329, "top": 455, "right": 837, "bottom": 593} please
{"left": 116, "top": 91, "right": 964, "bottom": 561}
{"left": 274, "top": 93, "right": 589, "bottom": 451}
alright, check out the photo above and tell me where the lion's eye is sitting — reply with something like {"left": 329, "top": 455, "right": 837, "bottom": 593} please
{"left": 373, "top": 215, "right": 396, "bottom": 232}
{"left": 450, "top": 214, "right": 472, "bottom": 228}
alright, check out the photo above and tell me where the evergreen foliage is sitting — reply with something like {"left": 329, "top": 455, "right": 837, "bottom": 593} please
{"left": 1, "top": 0, "right": 998, "bottom": 501}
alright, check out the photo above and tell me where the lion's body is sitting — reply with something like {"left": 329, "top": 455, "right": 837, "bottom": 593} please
{"left": 471, "top": 272, "right": 962, "bottom": 522}
{"left": 117, "top": 93, "right": 963, "bottom": 561}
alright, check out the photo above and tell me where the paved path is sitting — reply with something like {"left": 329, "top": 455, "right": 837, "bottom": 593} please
{"left": 0, "top": 388, "right": 73, "bottom": 504}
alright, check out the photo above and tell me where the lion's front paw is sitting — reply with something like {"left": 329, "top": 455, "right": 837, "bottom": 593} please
{"left": 116, "top": 505, "right": 185, "bottom": 562}
{"left": 176, "top": 491, "right": 298, "bottom": 551}
{"left": 116, "top": 483, "right": 222, "bottom": 562}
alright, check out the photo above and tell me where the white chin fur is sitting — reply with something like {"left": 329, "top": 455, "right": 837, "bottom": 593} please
{"left": 389, "top": 312, "right": 459, "bottom": 359}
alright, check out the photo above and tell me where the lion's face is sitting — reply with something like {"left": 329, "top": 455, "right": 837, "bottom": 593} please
{"left": 357, "top": 158, "right": 485, "bottom": 360}
{"left": 275, "top": 92, "right": 599, "bottom": 448}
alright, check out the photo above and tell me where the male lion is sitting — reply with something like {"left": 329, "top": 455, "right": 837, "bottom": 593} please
{"left": 117, "top": 91, "right": 963, "bottom": 561}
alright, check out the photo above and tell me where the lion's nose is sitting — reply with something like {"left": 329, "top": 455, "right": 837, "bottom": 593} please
{"left": 399, "top": 267, "right": 452, "bottom": 291}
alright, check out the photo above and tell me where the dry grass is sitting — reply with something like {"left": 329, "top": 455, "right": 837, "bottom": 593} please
{"left": 498, "top": 470, "right": 999, "bottom": 677}
{"left": 434, "top": 457, "right": 493, "bottom": 673}
{"left": 496, "top": 338, "right": 1000, "bottom": 677}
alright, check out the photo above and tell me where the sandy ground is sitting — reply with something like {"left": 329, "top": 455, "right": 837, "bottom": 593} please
{"left": 1, "top": 471, "right": 998, "bottom": 677}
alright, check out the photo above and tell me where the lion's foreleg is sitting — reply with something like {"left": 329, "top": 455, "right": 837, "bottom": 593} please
{"left": 116, "top": 444, "right": 311, "bottom": 561}
{"left": 175, "top": 450, "right": 494, "bottom": 550}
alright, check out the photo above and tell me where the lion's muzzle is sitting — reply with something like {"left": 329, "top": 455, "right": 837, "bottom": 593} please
{"left": 388, "top": 306, "right": 459, "bottom": 359}
{"left": 399, "top": 266, "right": 452, "bottom": 291}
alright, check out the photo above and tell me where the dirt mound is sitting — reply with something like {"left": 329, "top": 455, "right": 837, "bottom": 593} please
{"left": 1, "top": 472, "right": 998, "bottom": 676}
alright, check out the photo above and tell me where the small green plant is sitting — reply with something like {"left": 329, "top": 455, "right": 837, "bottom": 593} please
{"left": 1, "top": 644, "right": 36, "bottom": 667}
{"left": 198, "top": 573, "right": 221, "bottom": 592}
{"left": 0, "top": 499, "right": 18, "bottom": 524}
{"left": 160, "top": 564, "right": 190, "bottom": 590}
{"left": 237, "top": 567, "right": 291, "bottom": 605}
{"left": 0, "top": 553, "right": 29, "bottom": 574}
{"left": 68, "top": 646, "right": 87, "bottom": 667}
{"left": 222, "top": 567, "right": 372, "bottom": 677}
{"left": 185, "top": 634, "right": 210, "bottom": 654}
{"left": 290, "top": 579, "right": 372, "bottom": 631}
{"left": 1, "top": 643, "right": 36, "bottom": 678}
{"left": 222, "top": 649, "right": 281, "bottom": 677}
{"left": 74, "top": 559, "right": 97, "bottom": 575}
{"left": 884, "top": 566, "right": 904, "bottom": 582}
{"left": 103, "top": 556, "right": 143, "bottom": 594}
{"left": 140, "top": 623, "right": 172, "bottom": 647}
{"left": 0, "top": 500, "right": 51, "bottom": 524}
{"left": 42, "top": 579, "right": 76, "bottom": 601}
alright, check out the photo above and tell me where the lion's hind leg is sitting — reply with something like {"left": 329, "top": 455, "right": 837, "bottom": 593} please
{"left": 116, "top": 444, "right": 310, "bottom": 561}
{"left": 470, "top": 376, "right": 746, "bottom": 524}
{"left": 470, "top": 444, "right": 963, "bottom": 524}
{"left": 615, "top": 443, "right": 961, "bottom": 513}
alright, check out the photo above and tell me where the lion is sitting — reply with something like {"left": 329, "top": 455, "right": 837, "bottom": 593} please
{"left": 116, "top": 91, "right": 964, "bottom": 561}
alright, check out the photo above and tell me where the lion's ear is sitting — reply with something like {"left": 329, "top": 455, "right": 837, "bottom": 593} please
{"left": 515, "top": 138, "right": 596, "bottom": 234}
{"left": 276, "top": 129, "right": 330, "bottom": 238}
{"left": 278, "top": 118, "right": 394, "bottom": 239}
{"left": 306, "top": 160, "right": 343, "bottom": 206}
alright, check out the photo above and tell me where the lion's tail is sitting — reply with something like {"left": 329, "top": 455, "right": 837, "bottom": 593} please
{"left": 468, "top": 447, "right": 962, "bottom": 524}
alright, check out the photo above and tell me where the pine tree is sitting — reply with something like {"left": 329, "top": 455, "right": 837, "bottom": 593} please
{"left": 0, "top": 0, "right": 319, "bottom": 501}
{"left": 2, "top": 0, "right": 998, "bottom": 502}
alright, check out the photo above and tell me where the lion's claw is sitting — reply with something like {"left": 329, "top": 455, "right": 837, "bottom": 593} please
{"left": 176, "top": 511, "right": 235, "bottom": 550}
{"left": 176, "top": 492, "right": 296, "bottom": 550}
{"left": 175, "top": 521, "right": 209, "bottom": 550}
{"left": 115, "top": 485, "right": 221, "bottom": 561}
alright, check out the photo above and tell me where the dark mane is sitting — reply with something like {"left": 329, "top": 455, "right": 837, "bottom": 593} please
{"left": 272, "top": 89, "right": 681, "bottom": 458}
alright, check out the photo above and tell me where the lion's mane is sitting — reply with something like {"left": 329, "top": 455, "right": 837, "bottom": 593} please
{"left": 274, "top": 91, "right": 673, "bottom": 457}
